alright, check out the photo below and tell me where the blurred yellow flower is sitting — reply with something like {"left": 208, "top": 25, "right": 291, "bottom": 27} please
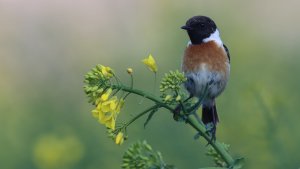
{"left": 115, "top": 132, "right": 124, "bottom": 145}
{"left": 142, "top": 54, "right": 158, "bottom": 73}
{"left": 127, "top": 68, "right": 133, "bottom": 74}
{"left": 33, "top": 134, "right": 84, "bottom": 169}
{"left": 100, "top": 65, "right": 113, "bottom": 78}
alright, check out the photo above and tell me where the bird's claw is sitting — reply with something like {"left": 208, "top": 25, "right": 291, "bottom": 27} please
{"left": 205, "top": 123, "right": 217, "bottom": 143}
{"left": 173, "top": 105, "right": 189, "bottom": 122}
{"left": 173, "top": 105, "right": 182, "bottom": 121}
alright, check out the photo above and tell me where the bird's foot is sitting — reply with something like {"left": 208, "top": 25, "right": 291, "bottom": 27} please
{"left": 173, "top": 95, "right": 196, "bottom": 121}
{"left": 173, "top": 105, "right": 181, "bottom": 121}
{"left": 173, "top": 105, "right": 189, "bottom": 122}
{"left": 205, "top": 123, "right": 217, "bottom": 143}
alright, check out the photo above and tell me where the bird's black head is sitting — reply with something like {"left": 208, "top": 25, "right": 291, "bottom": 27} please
{"left": 181, "top": 16, "right": 217, "bottom": 45}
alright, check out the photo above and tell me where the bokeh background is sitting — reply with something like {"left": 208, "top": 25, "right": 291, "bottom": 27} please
{"left": 1, "top": 0, "right": 300, "bottom": 169}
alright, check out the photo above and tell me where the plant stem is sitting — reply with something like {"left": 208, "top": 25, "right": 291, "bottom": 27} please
{"left": 186, "top": 116, "right": 235, "bottom": 166}
{"left": 111, "top": 85, "right": 173, "bottom": 111}
{"left": 112, "top": 84, "right": 235, "bottom": 167}
{"left": 125, "top": 104, "right": 160, "bottom": 127}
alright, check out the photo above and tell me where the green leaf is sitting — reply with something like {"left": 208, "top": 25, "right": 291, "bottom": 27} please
{"left": 144, "top": 109, "right": 157, "bottom": 128}
{"left": 230, "top": 158, "right": 245, "bottom": 169}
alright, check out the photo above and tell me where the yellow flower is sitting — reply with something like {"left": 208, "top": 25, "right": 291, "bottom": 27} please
{"left": 97, "top": 109, "right": 116, "bottom": 130}
{"left": 115, "top": 132, "right": 124, "bottom": 145}
{"left": 104, "top": 116, "right": 116, "bottom": 130}
{"left": 100, "top": 88, "right": 112, "bottom": 102}
{"left": 100, "top": 97, "right": 118, "bottom": 112}
{"left": 142, "top": 54, "right": 158, "bottom": 73}
{"left": 115, "top": 98, "right": 125, "bottom": 114}
{"left": 100, "top": 65, "right": 113, "bottom": 78}
{"left": 127, "top": 68, "right": 133, "bottom": 74}
{"left": 91, "top": 109, "right": 99, "bottom": 118}
{"left": 176, "top": 95, "right": 181, "bottom": 101}
{"left": 92, "top": 96, "right": 125, "bottom": 130}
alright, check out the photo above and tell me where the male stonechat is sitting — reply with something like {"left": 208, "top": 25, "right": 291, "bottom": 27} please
{"left": 181, "top": 16, "right": 230, "bottom": 139}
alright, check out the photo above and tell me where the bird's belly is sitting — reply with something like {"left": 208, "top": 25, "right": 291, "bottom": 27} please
{"left": 184, "top": 66, "right": 228, "bottom": 98}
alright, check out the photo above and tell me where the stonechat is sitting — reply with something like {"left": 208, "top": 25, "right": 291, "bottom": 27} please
{"left": 181, "top": 16, "right": 230, "bottom": 139}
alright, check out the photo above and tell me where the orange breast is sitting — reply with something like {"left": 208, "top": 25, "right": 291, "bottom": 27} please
{"left": 182, "top": 41, "right": 229, "bottom": 74}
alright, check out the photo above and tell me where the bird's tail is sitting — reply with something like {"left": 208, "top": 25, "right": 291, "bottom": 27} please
{"left": 202, "top": 103, "right": 219, "bottom": 125}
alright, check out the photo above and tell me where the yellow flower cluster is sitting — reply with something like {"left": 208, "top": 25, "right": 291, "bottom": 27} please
{"left": 92, "top": 88, "right": 124, "bottom": 130}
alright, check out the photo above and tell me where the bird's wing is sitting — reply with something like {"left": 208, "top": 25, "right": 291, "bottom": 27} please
{"left": 223, "top": 44, "right": 230, "bottom": 63}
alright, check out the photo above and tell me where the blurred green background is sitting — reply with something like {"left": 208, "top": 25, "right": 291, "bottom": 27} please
{"left": 1, "top": 0, "right": 300, "bottom": 169}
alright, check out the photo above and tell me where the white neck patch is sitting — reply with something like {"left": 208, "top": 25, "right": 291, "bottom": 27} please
{"left": 203, "top": 29, "right": 223, "bottom": 47}
{"left": 187, "top": 41, "right": 192, "bottom": 46}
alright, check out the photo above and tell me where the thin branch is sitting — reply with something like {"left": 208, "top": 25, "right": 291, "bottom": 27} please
{"left": 111, "top": 84, "right": 173, "bottom": 111}
{"left": 124, "top": 104, "right": 161, "bottom": 128}
{"left": 111, "top": 84, "right": 235, "bottom": 167}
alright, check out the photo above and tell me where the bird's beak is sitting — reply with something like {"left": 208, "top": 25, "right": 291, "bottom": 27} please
{"left": 181, "top": 25, "right": 191, "bottom": 30}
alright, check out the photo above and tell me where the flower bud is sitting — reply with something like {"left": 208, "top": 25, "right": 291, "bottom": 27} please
{"left": 115, "top": 132, "right": 124, "bottom": 145}
{"left": 176, "top": 95, "right": 181, "bottom": 101}
{"left": 127, "top": 68, "right": 133, "bottom": 74}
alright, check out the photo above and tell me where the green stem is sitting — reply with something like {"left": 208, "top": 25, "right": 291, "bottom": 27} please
{"left": 130, "top": 74, "right": 133, "bottom": 89}
{"left": 125, "top": 104, "right": 160, "bottom": 127}
{"left": 186, "top": 116, "right": 235, "bottom": 166}
{"left": 111, "top": 84, "right": 173, "bottom": 111}
{"left": 112, "top": 84, "right": 235, "bottom": 167}
{"left": 122, "top": 74, "right": 134, "bottom": 100}
{"left": 153, "top": 72, "right": 157, "bottom": 95}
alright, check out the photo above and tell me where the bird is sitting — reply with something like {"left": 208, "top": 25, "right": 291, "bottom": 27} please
{"left": 180, "top": 16, "right": 230, "bottom": 139}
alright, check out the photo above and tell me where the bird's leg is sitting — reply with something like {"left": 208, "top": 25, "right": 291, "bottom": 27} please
{"left": 187, "top": 84, "right": 209, "bottom": 114}
{"left": 175, "top": 96, "right": 202, "bottom": 124}
{"left": 183, "top": 94, "right": 194, "bottom": 103}
{"left": 187, "top": 98, "right": 202, "bottom": 113}
{"left": 173, "top": 105, "right": 182, "bottom": 121}
{"left": 175, "top": 92, "right": 206, "bottom": 124}
{"left": 205, "top": 123, "right": 216, "bottom": 142}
